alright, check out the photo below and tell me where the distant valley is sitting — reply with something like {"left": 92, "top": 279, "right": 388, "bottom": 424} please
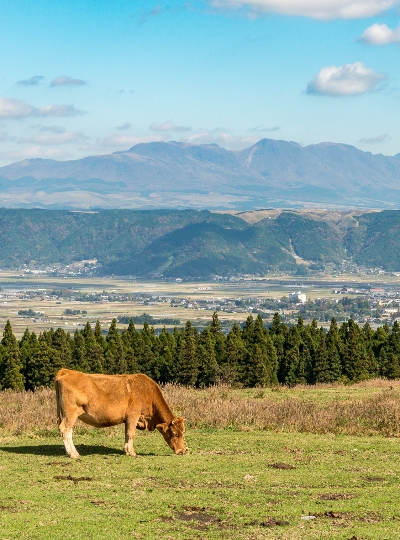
{"left": 1, "top": 139, "right": 400, "bottom": 210}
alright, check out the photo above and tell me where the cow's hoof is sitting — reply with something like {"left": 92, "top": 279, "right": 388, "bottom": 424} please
{"left": 70, "top": 453, "right": 80, "bottom": 459}
{"left": 125, "top": 451, "right": 137, "bottom": 457}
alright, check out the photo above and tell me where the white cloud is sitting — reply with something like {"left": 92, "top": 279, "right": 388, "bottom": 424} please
{"left": 17, "top": 75, "right": 44, "bottom": 86}
{"left": 359, "top": 133, "right": 389, "bottom": 143}
{"left": 50, "top": 76, "right": 86, "bottom": 87}
{"left": 0, "top": 97, "right": 83, "bottom": 118}
{"left": 307, "top": 62, "right": 385, "bottom": 96}
{"left": 360, "top": 22, "right": 400, "bottom": 44}
{"left": 115, "top": 122, "right": 132, "bottom": 130}
{"left": 248, "top": 125, "right": 280, "bottom": 132}
{"left": 150, "top": 120, "right": 191, "bottom": 132}
{"left": 38, "top": 125, "right": 66, "bottom": 134}
{"left": 80, "top": 134, "right": 168, "bottom": 152}
{"left": 0, "top": 97, "right": 35, "bottom": 118}
{"left": 210, "top": 0, "right": 400, "bottom": 19}
{"left": 18, "top": 132, "right": 88, "bottom": 145}
{"left": 37, "top": 104, "right": 83, "bottom": 117}
{"left": 0, "top": 146, "right": 70, "bottom": 161}
{"left": 183, "top": 130, "right": 259, "bottom": 150}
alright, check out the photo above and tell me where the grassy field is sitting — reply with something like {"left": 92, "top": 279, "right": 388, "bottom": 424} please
{"left": 1, "top": 382, "right": 400, "bottom": 538}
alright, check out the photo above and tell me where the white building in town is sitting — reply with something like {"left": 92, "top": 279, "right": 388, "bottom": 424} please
{"left": 289, "top": 291, "right": 307, "bottom": 303}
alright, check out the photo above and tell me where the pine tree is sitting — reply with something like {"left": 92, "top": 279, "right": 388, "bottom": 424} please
{"left": 281, "top": 326, "right": 304, "bottom": 386}
{"left": 242, "top": 315, "right": 278, "bottom": 387}
{"left": 209, "top": 311, "right": 226, "bottom": 364}
{"left": 104, "top": 319, "right": 126, "bottom": 374}
{"left": 71, "top": 331, "right": 90, "bottom": 372}
{"left": 94, "top": 320, "right": 106, "bottom": 349}
{"left": 176, "top": 321, "right": 198, "bottom": 385}
{"left": 222, "top": 323, "right": 246, "bottom": 385}
{"left": 52, "top": 328, "right": 72, "bottom": 368}
{"left": 121, "top": 319, "right": 138, "bottom": 374}
{"left": 0, "top": 320, "right": 24, "bottom": 390}
{"left": 326, "top": 317, "right": 343, "bottom": 381}
{"left": 197, "top": 327, "right": 218, "bottom": 387}
{"left": 82, "top": 323, "right": 104, "bottom": 373}
{"left": 342, "top": 319, "right": 370, "bottom": 382}
{"left": 25, "top": 333, "right": 62, "bottom": 389}
{"left": 156, "top": 327, "right": 175, "bottom": 383}
{"left": 313, "top": 330, "right": 331, "bottom": 383}
{"left": 379, "top": 321, "right": 400, "bottom": 378}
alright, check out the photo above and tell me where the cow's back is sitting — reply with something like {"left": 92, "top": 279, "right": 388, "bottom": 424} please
{"left": 55, "top": 370, "right": 159, "bottom": 427}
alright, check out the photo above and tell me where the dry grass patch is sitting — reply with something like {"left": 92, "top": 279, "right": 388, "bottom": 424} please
{"left": 1, "top": 380, "right": 400, "bottom": 437}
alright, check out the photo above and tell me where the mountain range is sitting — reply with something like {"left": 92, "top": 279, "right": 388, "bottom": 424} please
{"left": 1, "top": 139, "right": 400, "bottom": 209}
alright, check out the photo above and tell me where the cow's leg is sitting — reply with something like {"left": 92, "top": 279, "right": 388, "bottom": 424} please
{"left": 58, "top": 411, "right": 81, "bottom": 458}
{"left": 124, "top": 416, "right": 139, "bottom": 456}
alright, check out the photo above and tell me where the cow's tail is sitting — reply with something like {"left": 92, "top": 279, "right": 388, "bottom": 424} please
{"left": 55, "top": 379, "right": 64, "bottom": 426}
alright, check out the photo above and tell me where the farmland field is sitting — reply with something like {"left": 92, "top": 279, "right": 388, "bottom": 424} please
{"left": 1, "top": 382, "right": 400, "bottom": 538}
{"left": 2, "top": 270, "right": 400, "bottom": 336}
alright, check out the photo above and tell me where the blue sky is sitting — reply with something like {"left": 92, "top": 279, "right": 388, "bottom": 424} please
{"left": 0, "top": 0, "right": 399, "bottom": 164}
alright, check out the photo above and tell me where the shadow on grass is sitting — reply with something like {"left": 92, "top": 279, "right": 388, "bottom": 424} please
{"left": 0, "top": 444, "right": 158, "bottom": 457}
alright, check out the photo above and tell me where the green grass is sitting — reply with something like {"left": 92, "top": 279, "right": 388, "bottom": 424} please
{"left": 1, "top": 428, "right": 400, "bottom": 539}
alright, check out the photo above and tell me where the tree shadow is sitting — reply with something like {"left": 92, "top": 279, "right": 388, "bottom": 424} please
{"left": 0, "top": 444, "right": 158, "bottom": 457}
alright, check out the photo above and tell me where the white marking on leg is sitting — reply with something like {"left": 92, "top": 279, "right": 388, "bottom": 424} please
{"left": 66, "top": 428, "right": 80, "bottom": 458}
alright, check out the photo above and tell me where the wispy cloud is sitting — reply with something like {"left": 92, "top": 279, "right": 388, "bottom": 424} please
{"left": 360, "top": 23, "right": 400, "bottom": 45}
{"left": 38, "top": 104, "right": 83, "bottom": 117}
{"left": 115, "top": 122, "right": 132, "bottom": 130}
{"left": 0, "top": 146, "right": 71, "bottom": 161}
{"left": 0, "top": 96, "right": 83, "bottom": 118}
{"left": 17, "top": 75, "right": 44, "bottom": 86}
{"left": 359, "top": 134, "right": 389, "bottom": 144}
{"left": 183, "top": 129, "right": 259, "bottom": 150}
{"left": 150, "top": 120, "right": 191, "bottom": 132}
{"left": 209, "top": 0, "right": 400, "bottom": 20}
{"left": 50, "top": 76, "right": 86, "bottom": 87}
{"left": 139, "top": 3, "right": 178, "bottom": 24}
{"left": 19, "top": 132, "right": 88, "bottom": 145}
{"left": 307, "top": 62, "right": 385, "bottom": 96}
{"left": 38, "top": 125, "right": 66, "bottom": 134}
{"left": 80, "top": 134, "right": 168, "bottom": 151}
{"left": 248, "top": 125, "right": 280, "bottom": 132}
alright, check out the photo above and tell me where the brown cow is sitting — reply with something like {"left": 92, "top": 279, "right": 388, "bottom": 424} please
{"left": 55, "top": 369, "right": 186, "bottom": 458}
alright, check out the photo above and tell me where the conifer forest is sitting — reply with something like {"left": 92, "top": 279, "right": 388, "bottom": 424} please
{"left": 1, "top": 312, "right": 400, "bottom": 391}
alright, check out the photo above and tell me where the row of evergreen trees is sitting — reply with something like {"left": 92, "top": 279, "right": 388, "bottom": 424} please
{"left": 1, "top": 313, "right": 400, "bottom": 391}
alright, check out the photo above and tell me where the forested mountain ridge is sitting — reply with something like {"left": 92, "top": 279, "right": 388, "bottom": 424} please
{"left": 2, "top": 208, "right": 400, "bottom": 275}
{"left": 1, "top": 139, "right": 400, "bottom": 209}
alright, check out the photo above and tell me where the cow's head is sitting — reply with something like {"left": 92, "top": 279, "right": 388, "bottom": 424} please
{"left": 156, "top": 417, "right": 186, "bottom": 455}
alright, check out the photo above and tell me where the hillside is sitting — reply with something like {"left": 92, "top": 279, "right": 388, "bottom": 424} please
{"left": 0, "top": 139, "right": 400, "bottom": 209}
{"left": 2, "top": 208, "right": 400, "bottom": 277}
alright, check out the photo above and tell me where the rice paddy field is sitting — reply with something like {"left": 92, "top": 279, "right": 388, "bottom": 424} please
{"left": 0, "top": 271, "right": 400, "bottom": 336}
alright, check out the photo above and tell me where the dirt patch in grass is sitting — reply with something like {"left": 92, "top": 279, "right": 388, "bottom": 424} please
{"left": 365, "top": 476, "right": 386, "bottom": 482}
{"left": 173, "top": 507, "right": 228, "bottom": 531}
{"left": 319, "top": 493, "right": 356, "bottom": 500}
{"left": 260, "top": 518, "right": 290, "bottom": 527}
{"left": 53, "top": 475, "right": 93, "bottom": 485}
{"left": 268, "top": 462, "right": 295, "bottom": 470}
{"left": 358, "top": 512, "right": 383, "bottom": 523}
{"left": 90, "top": 500, "right": 115, "bottom": 508}
{"left": 46, "top": 461, "right": 72, "bottom": 467}
{"left": 318, "top": 511, "right": 354, "bottom": 519}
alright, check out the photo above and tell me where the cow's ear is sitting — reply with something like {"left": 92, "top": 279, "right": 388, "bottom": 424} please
{"left": 156, "top": 422, "right": 168, "bottom": 433}
{"left": 175, "top": 417, "right": 185, "bottom": 428}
